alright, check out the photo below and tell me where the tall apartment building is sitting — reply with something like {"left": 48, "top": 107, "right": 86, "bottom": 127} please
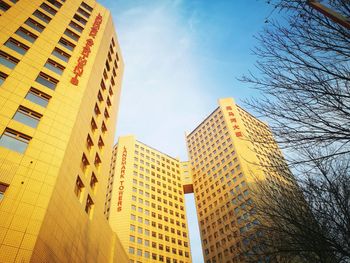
{"left": 0, "top": 0, "right": 127, "bottom": 262}
{"left": 107, "top": 135, "right": 192, "bottom": 263}
{"left": 186, "top": 98, "right": 294, "bottom": 263}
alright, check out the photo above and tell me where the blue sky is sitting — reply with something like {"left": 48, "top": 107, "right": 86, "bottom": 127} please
{"left": 99, "top": 0, "right": 276, "bottom": 261}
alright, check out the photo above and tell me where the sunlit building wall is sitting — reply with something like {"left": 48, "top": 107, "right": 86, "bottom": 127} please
{"left": 0, "top": 0, "right": 128, "bottom": 262}
{"left": 186, "top": 98, "right": 294, "bottom": 263}
{"left": 107, "top": 135, "right": 192, "bottom": 263}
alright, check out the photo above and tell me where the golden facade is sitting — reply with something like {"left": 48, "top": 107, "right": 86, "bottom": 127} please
{"left": 0, "top": 0, "right": 127, "bottom": 262}
{"left": 186, "top": 98, "right": 293, "bottom": 263}
{"left": 107, "top": 135, "right": 192, "bottom": 263}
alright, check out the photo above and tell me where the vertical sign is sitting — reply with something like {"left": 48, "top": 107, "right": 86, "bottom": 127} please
{"left": 71, "top": 13, "right": 103, "bottom": 86}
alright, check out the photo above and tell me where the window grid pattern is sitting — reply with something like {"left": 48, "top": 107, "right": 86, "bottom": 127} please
{"left": 108, "top": 137, "right": 191, "bottom": 263}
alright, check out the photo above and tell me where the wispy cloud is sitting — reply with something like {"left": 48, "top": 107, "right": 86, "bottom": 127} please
{"left": 112, "top": 1, "right": 213, "bottom": 159}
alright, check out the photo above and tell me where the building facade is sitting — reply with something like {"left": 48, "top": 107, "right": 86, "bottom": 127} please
{"left": 107, "top": 135, "right": 192, "bottom": 263}
{"left": 0, "top": 0, "right": 127, "bottom": 262}
{"left": 186, "top": 98, "right": 294, "bottom": 263}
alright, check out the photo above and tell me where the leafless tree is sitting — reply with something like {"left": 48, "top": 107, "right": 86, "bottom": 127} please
{"left": 241, "top": 0, "right": 350, "bottom": 163}
{"left": 239, "top": 1, "right": 350, "bottom": 262}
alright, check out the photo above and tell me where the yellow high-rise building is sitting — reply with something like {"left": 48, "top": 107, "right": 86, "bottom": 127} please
{"left": 107, "top": 135, "right": 192, "bottom": 263}
{"left": 0, "top": 0, "right": 128, "bottom": 262}
{"left": 186, "top": 98, "right": 294, "bottom": 263}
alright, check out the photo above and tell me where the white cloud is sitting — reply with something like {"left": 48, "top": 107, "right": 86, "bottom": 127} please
{"left": 113, "top": 1, "right": 213, "bottom": 159}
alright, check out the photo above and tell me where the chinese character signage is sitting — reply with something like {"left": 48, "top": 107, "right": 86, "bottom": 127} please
{"left": 225, "top": 106, "right": 243, "bottom": 137}
{"left": 71, "top": 13, "right": 103, "bottom": 86}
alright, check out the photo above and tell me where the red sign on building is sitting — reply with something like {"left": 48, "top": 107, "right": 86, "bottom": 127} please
{"left": 117, "top": 146, "right": 127, "bottom": 212}
{"left": 226, "top": 106, "right": 243, "bottom": 137}
{"left": 71, "top": 13, "right": 103, "bottom": 86}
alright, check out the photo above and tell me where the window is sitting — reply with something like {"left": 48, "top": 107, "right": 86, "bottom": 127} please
{"left": 0, "top": 50, "right": 19, "bottom": 69}
{"left": 98, "top": 136, "right": 104, "bottom": 149}
{"left": 40, "top": 3, "right": 57, "bottom": 16}
{"left": 74, "top": 176, "right": 84, "bottom": 200}
{"left": 15, "top": 27, "right": 38, "bottom": 43}
{"left": 33, "top": 10, "right": 51, "bottom": 23}
{"left": 77, "top": 7, "right": 90, "bottom": 18}
{"left": 25, "top": 18, "right": 45, "bottom": 32}
{"left": 35, "top": 72, "right": 58, "bottom": 90}
{"left": 0, "top": 128, "right": 31, "bottom": 153}
{"left": 47, "top": 0, "right": 62, "bottom": 8}
{"left": 13, "top": 106, "right": 42, "bottom": 128}
{"left": 144, "top": 251, "right": 150, "bottom": 258}
{"left": 0, "top": 0, "right": 10, "bottom": 11}
{"left": 58, "top": 38, "right": 75, "bottom": 51}
{"left": 85, "top": 195, "right": 94, "bottom": 215}
{"left": 64, "top": 29, "right": 79, "bottom": 42}
{"left": 81, "top": 153, "right": 89, "bottom": 172}
{"left": 25, "top": 87, "right": 50, "bottom": 107}
{"left": 90, "top": 173, "right": 97, "bottom": 192}
{"left": 73, "top": 14, "right": 87, "bottom": 25}
{"left": 137, "top": 249, "right": 142, "bottom": 256}
{"left": 94, "top": 153, "right": 101, "bottom": 168}
{"left": 81, "top": 2, "right": 93, "bottom": 12}
{"left": 129, "top": 235, "right": 135, "bottom": 242}
{"left": 52, "top": 47, "right": 70, "bottom": 62}
{"left": 44, "top": 59, "right": 65, "bottom": 75}
{"left": 129, "top": 247, "right": 135, "bottom": 255}
{"left": 101, "top": 122, "right": 107, "bottom": 133}
{"left": 0, "top": 72, "right": 8, "bottom": 85}
{"left": 4, "top": 37, "right": 29, "bottom": 57}
{"left": 0, "top": 183, "right": 8, "bottom": 202}
{"left": 69, "top": 21, "right": 83, "bottom": 33}
{"left": 91, "top": 118, "right": 97, "bottom": 132}
{"left": 94, "top": 103, "right": 101, "bottom": 116}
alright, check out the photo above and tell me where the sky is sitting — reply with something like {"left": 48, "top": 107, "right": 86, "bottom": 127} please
{"left": 98, "top": 0, "right": 276, "bottom": 262}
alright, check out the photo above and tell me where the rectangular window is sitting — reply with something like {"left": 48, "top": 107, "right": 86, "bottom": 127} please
{"left": 69, "top": 21, "right": 83, "bottom": 33}
{"left": 58, "top": 38, "right": 75, "bottom": 51}
{"left": 81, "top": 2, "right": 93, "bottom": 12}
{"left": 73, "top": 14, "right": 87, "bottom": 25}
{"left": 90, "top": 173, "right": 97, "bottom": 191}
{"left": 0, "top": 128, "right": 31, "bottom": 153}
{"left": 85, "top": 195, "right": 94, "bottom": 215}
{"left": 5, "top": 38, "right": 29, "bottom": 55}
{"left": 0, "top": 1, "right": 10, "bottom": 11}
{"left": 47, "top": 0, "right": 62, "bottom": 9}
{"left": 77, "top": 7, "right": 90, "bottom": 18}
{"left": 15, "top": 27, "right": 38, "bottom": 43}
{"left": 0, "top": 50, "right": 19, "bottom": 69}
{"left": 94, "top": 153, "right": 101, "bottom": 168}
{"left": 64, "top": 29, "right": 79, "bottom": 42}
{"left": 86, "top": 134, "right": 93, "bottom": 151}
{"left": 25, "top": 18, "right": 45, "bottom": 32}
{"left": 81, "top": 153, "right": 89, "bottom": 172}
{"left": 94, "top": 103, "right": 101, "bottom": 116}
{"left": 0, "top": 183, "right": 9, "bottom": 202}
{"left": 40, "top": 3, "right": 57, "bottom": 16}
{"left": 13, "top": 106, "right": 42, "bottom": 128}
{"left": 33, "top": 10, "right": 51, "bottom": 23}
{"left": 44, "top": 59, "right": 65, "bottom": 75}
{"left": 25, "top": 87, "right": 51, "bottom": 107}
{"left": 101, "top": 121, "right": 107, "bottom": 133}
{"left": 98, "top": 136, "right": 104, "bottom": 149}
{"left": 91, "top": 118, "right": 97, "bottom": 132}
{"left": 35, "top": 72, "right": 58, "bottom": 90}
{"left": 0, "top": 72, "right": 8, "bottom": 85}
{"left": 52, "top": 47, "right": 70, "bottom": 62}
{"left": 74, "top": 176, "right": 84, "bottom": 200}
